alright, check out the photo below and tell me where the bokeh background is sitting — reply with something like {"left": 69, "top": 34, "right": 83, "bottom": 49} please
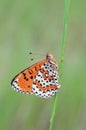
{"left": 0, "top": 0, "right": 86, "bottom": 130}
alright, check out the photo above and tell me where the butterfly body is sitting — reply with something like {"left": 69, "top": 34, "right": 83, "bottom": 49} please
{"left": 11, "top": 53, "right": 60, "bottom": 98}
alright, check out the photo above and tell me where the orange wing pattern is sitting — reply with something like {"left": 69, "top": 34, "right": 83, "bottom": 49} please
{"left": 11, "top": 53, "right": 60, "bottom": 98}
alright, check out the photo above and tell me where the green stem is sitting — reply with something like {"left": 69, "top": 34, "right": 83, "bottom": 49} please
{"left": 49, "top": 0, "right": 70, "bottom": 130}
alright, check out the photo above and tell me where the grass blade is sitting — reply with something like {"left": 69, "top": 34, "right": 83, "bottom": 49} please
{"left": 49, "top": 0, "right": 70, "bottom": 130}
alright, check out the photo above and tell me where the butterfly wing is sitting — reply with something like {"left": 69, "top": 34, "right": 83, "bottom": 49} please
{"left": 11, "top": 59, "right": 47, "bottom": 94}
{"left": 11, "top": 58, "right": 60, "bottom": 98}
{"left": 32, "top": 59, "right": 60, "bottom": 98}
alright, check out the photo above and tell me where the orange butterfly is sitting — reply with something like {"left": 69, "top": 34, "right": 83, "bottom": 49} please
{"left": 11, "top": 52, "right": 60, "bottom": 98}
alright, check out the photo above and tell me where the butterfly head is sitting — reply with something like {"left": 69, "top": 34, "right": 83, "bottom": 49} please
{"left": 46, "top": 52, "right": 54, "bottom": 59}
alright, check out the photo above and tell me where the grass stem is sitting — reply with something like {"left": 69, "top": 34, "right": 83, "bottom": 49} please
{"left": 49, "top": 0, "right": 70, "bottom": 130}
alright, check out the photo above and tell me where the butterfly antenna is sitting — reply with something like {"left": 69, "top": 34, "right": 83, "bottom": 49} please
{"left": 29, "top": 52, "right": 46, "bottom": 56}
{"left": 29, "top": 52, "right": 46, "bottom": 61}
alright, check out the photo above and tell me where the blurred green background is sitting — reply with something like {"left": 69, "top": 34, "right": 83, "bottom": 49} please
{"left": 0, "top": 0, "right": 86, "bottom": 130}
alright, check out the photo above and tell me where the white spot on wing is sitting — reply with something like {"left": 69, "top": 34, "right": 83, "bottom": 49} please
{"left": 31, "top": 60, "right": 60, "bottom": 98}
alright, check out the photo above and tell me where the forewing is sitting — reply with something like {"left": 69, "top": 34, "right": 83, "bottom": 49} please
{"left": 11, "top": 59, "right": 46, "bottom": 94}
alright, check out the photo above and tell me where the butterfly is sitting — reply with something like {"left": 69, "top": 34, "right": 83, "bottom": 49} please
{"left": 11, "top": 52, "right": 60, "bottom": 98}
